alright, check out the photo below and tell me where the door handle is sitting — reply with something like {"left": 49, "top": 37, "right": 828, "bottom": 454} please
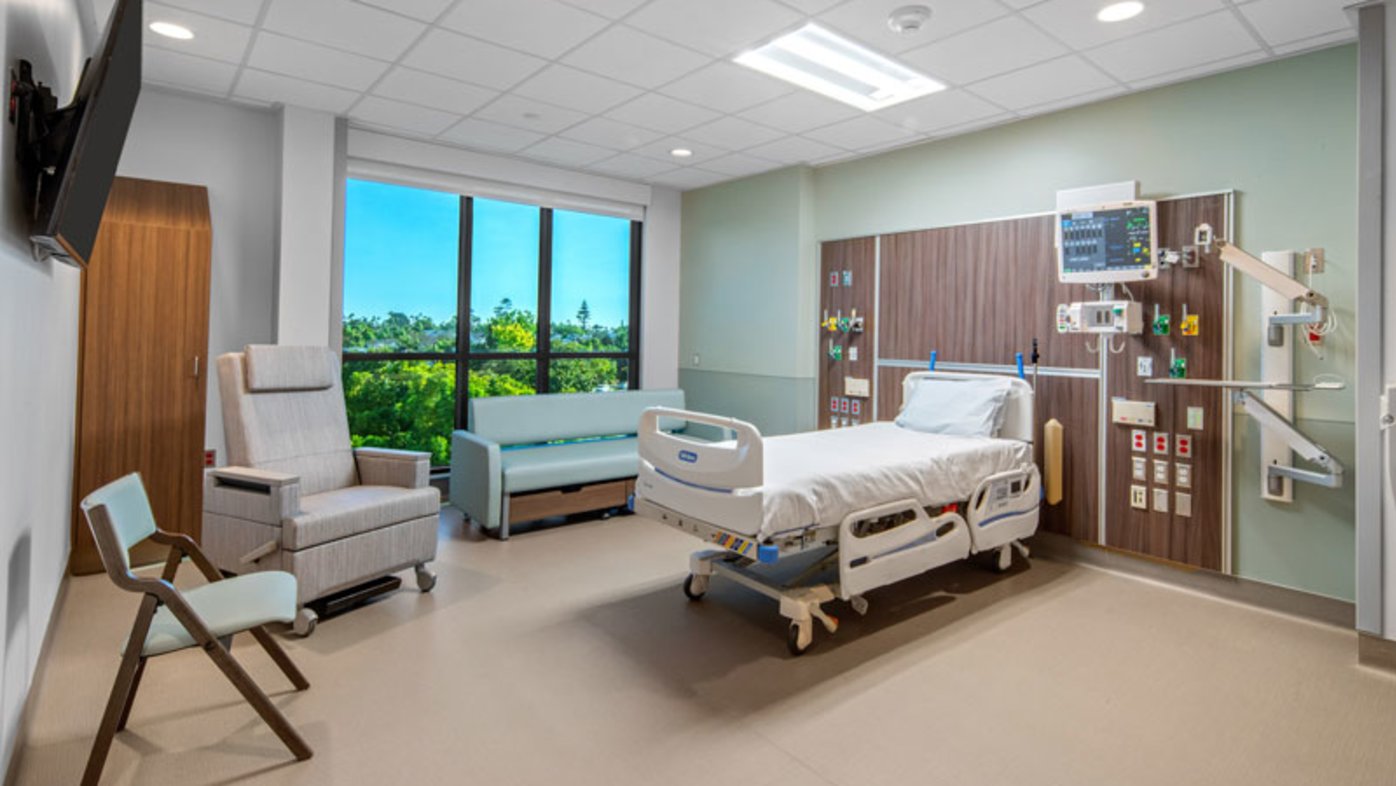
{"left": 192, "top": 355, "right": 200, "bottom": 378}
{"left": 1383, "top": 386, "right": 1396, "bottom": 504}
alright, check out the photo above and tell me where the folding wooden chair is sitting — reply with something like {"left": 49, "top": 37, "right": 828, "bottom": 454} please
{"left": 78, "top": 473, "right": 313, "bottom": 786}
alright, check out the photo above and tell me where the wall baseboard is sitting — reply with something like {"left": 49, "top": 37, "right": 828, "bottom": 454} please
{"left": 1032, "top": 531, "right": 1354, "bottom": 629}
{"left": 1358, "top": 632, "right": 1396, "bottom": 675}
{"left": 3, "top": 575, "right": 71, "bottom": 786}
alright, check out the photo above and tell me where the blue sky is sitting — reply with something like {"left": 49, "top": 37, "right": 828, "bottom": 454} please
{"left": 343, "top": 179, "right": 631, "bottom": 328}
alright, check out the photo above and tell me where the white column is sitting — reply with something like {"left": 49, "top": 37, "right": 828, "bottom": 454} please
{"left": 274, "top": 106, "right": 337, "bottom": 346}
{"left": 641, "top": 186, "right": 681, "bottom": 389}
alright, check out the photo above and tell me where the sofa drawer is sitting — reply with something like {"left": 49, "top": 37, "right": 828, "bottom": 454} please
{"left": 509, "top": 479, "right": 631, "bottom": 523}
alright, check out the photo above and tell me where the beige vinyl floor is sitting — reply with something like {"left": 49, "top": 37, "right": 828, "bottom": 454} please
{"left": 11, "top": 508, "right": 1396, "bottom": 786}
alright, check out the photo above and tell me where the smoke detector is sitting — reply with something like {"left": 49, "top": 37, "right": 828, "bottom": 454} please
{"left": 887, "top": 5, "right": 932, "bottom": 35}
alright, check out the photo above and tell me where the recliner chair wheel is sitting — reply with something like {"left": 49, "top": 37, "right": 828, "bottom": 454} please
{"left": 414, "top": 564, "right": 437, "bottom": 592}
{"left": 293, "top": 608, "right": 318, "bottom": 637}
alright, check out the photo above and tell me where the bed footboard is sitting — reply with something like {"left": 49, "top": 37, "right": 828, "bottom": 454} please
{"left": 635, "top": 407, "right": 765, "bottom": 536}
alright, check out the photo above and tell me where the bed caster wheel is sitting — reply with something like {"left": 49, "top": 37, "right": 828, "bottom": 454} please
{"left": 293, "top": 608, "right": 318, "bottom": 637}
{"left": 994, "top": 544, "right": 1013, "bottom": 573}
{"left": 682, "top": 574, "right": 708, "bottom": 601}
{"left": 415, "top": 565, "right": 437, "bottom": 592}
{"left": 850, "top": 595, "right": 869, "bottom": 616}
{"left": 787, "top": 622, "right": 813, "bottom": 657}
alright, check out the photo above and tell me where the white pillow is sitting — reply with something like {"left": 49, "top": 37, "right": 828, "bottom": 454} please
{"left": 895, "top": 376, "right": 1014, "bottom": 438}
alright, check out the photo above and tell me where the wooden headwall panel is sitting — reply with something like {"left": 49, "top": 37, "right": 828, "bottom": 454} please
{"left": 818, "top": 238, "right": 876, "bottom": 429}
{"left": 830, "top": 194, "right": 1230, "bottom": 570}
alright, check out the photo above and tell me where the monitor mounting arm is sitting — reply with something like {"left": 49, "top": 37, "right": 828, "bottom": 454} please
{"left": 1198, "top": 224, "right": 1328, "bottom": 328}
{"left": 1236, "top": 390, "right": 1343, "bottom": 491}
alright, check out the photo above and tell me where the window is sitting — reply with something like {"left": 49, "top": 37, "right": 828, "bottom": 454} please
{"left": 341, "top": 179, "right": 641, "bottom": 466}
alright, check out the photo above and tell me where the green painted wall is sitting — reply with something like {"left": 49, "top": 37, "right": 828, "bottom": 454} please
{"left": 680, "top": 46, "right": 1358, "bottom": 600}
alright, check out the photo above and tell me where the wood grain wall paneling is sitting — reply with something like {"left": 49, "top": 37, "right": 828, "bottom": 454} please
{"left": 819, "top": 238, "right": 876, "bottom": 429}
{"left": 71, "top": 177, "right": 213, "bottom": 574}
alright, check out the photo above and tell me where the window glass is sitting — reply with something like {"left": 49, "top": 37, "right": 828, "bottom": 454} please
{"left": 342, "top": 359, "right": 456, "bottom": 466}
{"left": 342, "top": 179, "right": 459, "bottom": 353}
{"left": 469, "top": 359, "right": 537, "bottom": 398}
{"left": 550, "top": 209, "right": 631, "bottom": 353}
{"left": 471, "top": 198, "right": 540, "bottom": 352}
{"left": 549, "top": 358, "right": 629, "bottom": 394}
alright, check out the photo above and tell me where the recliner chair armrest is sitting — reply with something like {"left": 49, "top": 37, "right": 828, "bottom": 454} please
{"left": 450, "top": 430, "right": 502, "bottom": 530}
{"left": 204, "top": 466, "right": 302, "bottom": 524}
{"left": 354, "top": 447, "right": 431, "bottom": 489}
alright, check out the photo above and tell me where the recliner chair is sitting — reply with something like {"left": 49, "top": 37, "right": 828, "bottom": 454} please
{"left": 202, "top": 344, "right": 439, "bottom": 635}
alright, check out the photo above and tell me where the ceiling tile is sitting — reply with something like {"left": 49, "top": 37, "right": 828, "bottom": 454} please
{"left": 901, "top": 16, "right": 1067, "bottom": 86}
{"left": 439, "top": 117, "right": 547, "bottom": 152}
{"left": 817, "top": 0, "right": 1010, "bottom": 54}
{"left": 1087, "top": 11, "right": 1260, "bottom": 84}
{"left": 144, "top": 3, "right": 253, "bottom": 64}
{"left": 999, "top": 0, "right": 1047, "bottom": 7}
{"left": 744, "top": 135, "right": 844, "bottom": 164}
{"left": 372, "top": 67, "right": 498, "bottom": 116}
{"left": 803, "top": 115, "right": 912, "bottom": 150}
{"left": 873, "top": 89, "right": 1004, "bottom": 134}
{"left": 233, "top": 68, "right": 361, "bottom": 112}
{"left": 631, "top": 137, "right": 730, "bottom": 165}
{"left": 472, "top": 94, "right": 588, "bottom": 134}
{"left": 350, "top": 95, "right": 462, "bottom": 136}
{"left": 587, "top": 153, "right": 680, "bottom": 179}
{"left": 262, "top": 0, "right": 426, "bottom": 61}
{"left": 1014, "top": 84, "right": 1124, "bottom": 115}
{"left": 776, "top": 0, "right": 845, "bottom": 14}
{"left": 439, "top": 0, "right": 609, "bottom": 59}
{"left": 521, "top": 137, "right": 616, "bottom": 167}
{"left": 512, "top": 65, "right": 642, "bottom": 113}
{"left": 247, "top": 32, "right": 389, "bottom": 91}
{"left": 559, "top": 117, "right": 664, "bottom": 150}
{"left": 702, "top": 152, "right": 783, "bottom": 177}
{"left": 923, "top": 111, "right": 1015, "bottom": 139}
{"left": 966, "top": 55, "right": 1116, "bottom": 111}
{"left": 402, "top": 29, "right": 547, "bottom": 90}
{"left": 737, "top": 91, "right": 860, "bottom": 134}
{"left": 154, "top": 0, "right": 265, "bottom": 25}
{"left": 683, "top": 116, "right": 785, "bottom": 150}
{"left": 659, "top": 62, "right": 792, "bottom": 114}
{"left": 554, "top": 0, "right": 649, "bottom": 19}
{"left": 561, "top": 26, "right": 709, "bottom": 89}
{"left": 355, "top": 0, "right": 456, "bottom": 22}
{"left": 1272, "top": 29, "right": 1356, "bottom": 56}
{"left": 1023, "top": 0, "right": 1224, "bottom": 51}
{"left": 1127, "top": 50, "right": 1267, "bottom": 90}
{"left": 142, "top": 48, "right": 239, "bottom": 95}
{"left": 1239, "top": 0, "right": 1353, "bottom": 48}
{"left": 648, "top": 167, "right": 729, "bottom": 190}
{"left": 626, "top": 0, "right": 803, "bottom": 57}
{"left": 604, "top": 93, "right": 721, "bottom": 134}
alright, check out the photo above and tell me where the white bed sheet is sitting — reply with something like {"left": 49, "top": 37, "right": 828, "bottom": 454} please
{"left": 750, "top": 422, "right": 1033, "bottom": 541}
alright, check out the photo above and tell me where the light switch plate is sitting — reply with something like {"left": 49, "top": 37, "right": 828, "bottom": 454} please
{"left": 1137, "top": 356, "right": 1154, "bottom": 377}
{"left": 1176, "top": 492, "right": 1192, "bottom": 518}
{"left": 849, "top": 346, "right": 859, "bottom": 361}
{"left": 1187, "top": 406, "right": 1204, "bottom": 431}
{"left": 1153, "top": 488, "right": 1170, "bottom": 513}
{"left": 1130, "top": 485, "right": 1148, "bottom": 510}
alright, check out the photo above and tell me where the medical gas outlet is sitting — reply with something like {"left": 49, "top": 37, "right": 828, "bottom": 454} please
{"left": 1055, "top": 300, "right": 1142, "bottom": 334}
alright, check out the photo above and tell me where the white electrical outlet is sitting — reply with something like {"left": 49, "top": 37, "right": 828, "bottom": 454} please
{"left": 1153, "top": 460, "right": 1170, "bottom": 485}
{"left": 1137, "top": 356, "right": 1154, "bottom": 377}
{"left": 1176, "top": 463, "right": 1192, "bottom": 489}
{"left": 1130, "top": 485, "right": 1148, "bottom": 510}
{"left": 849, "top": 346, "right": 859, "bottom": 361}
{"left": 1132, "top": 457, "right": 1147, "bottom": 482}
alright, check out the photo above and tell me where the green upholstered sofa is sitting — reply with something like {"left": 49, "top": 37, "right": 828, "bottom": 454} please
{"left": 450, "top": 389, "right": 686, "bottom": 539}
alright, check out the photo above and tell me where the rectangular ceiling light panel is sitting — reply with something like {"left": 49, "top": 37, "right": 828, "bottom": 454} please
{"left": 735, "top": 24, "right": 945, "bottom": 112}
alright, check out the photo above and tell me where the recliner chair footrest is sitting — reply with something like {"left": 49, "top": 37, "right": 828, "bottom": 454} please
{"left": 306, "top": 575, "right": 401, "bottom": 619}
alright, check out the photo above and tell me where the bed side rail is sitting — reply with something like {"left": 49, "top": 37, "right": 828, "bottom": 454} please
{"left": 638, "top": 407, "right": 764, "bottom": 490}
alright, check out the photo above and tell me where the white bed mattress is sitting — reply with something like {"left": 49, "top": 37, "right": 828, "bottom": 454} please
{"left": 750, "top": 422, "right": 1033, "bottom": 541}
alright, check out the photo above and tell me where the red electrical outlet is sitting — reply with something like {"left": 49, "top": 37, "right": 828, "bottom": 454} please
{"left": 204, "top": 448, "right": 217, "bottom": 467}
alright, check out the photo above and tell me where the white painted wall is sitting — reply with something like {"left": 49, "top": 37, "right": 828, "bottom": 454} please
{"left": 116, "top": 88, "right": 279, "bottom": 462}
{"left": 641, "top": 186, "right": 681, "bottom": 390}
{"left": 0, "top": 0, "right": 86, "bottom": 774}
{"left": 275, "top": 106, "right": 338, "bottom": 346}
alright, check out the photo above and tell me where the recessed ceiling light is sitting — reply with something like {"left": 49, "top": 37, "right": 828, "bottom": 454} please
{"left": 670, "top": 148, "right": 693, "bottom": 158}
{"left": 734, "top": 23, "right": 945, "bottom": 112}
{"left": 149, "top": 21, "right": 194, "bottom": 39}
{"left": 1096, "top": 2, "right": 1144, "bottom": 23}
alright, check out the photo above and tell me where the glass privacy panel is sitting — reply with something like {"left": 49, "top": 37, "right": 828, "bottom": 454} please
{"left": 470, "top": 198, "right": 541, "bottom": 353}
{"left": 342, "top": 359, "right": 456, "bottom": 466}
{"left": 550, "top": 209, "right": 631, "bottom": 353}
{"left": 342, "top": 179, "right": 460, "bottom": 353}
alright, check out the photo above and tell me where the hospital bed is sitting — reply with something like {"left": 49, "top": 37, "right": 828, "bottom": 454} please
{"left": 632, "top": 371, "right": 1041, "bottom": 655}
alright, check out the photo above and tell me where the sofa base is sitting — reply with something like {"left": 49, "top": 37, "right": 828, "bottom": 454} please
{"left": 308, "top": 574, "right": 403, "bottom": 619}
{"left": 498, "top": 478, "right": 635, "bottom": 539}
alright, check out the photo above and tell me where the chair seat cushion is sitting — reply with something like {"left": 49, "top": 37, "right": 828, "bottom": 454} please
{"left": 286, "top": 485, "right": 440, "bottom": 550}
{"left": 136, "top": 571, "right": 297, "bottom": 657}
{"left": 501, "top": 438, "right": 639, "bottom": 493}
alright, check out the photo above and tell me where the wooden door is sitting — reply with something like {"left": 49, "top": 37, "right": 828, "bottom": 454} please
{"left": 71, "top": 177, "right": 212, "bottom": 575}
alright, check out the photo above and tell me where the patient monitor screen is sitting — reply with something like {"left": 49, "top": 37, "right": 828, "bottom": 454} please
{"left": 1057, "top": 201, "right": 1157, "bottom": 283}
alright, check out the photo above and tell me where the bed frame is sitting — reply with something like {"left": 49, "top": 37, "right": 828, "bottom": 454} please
{"left": 632, "top": 371, "right": 1041, "bottom": 655}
